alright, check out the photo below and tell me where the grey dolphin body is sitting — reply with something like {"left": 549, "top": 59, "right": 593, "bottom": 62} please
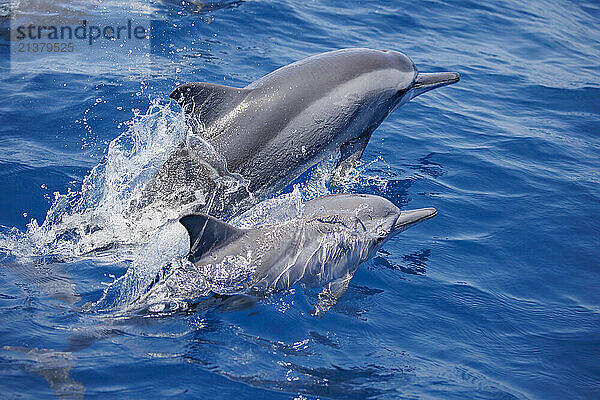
{"left": 141, "top": 48, "right": 459, "bottom": 217}
{"left": 138, "top": 194, "right": 437, "bottom": 316}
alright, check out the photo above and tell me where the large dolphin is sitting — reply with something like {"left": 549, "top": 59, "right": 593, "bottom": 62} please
{"left": 136, "top": 194, "right": 437, "bottom": 316}
{"left": 139, "top": 48, "right": 459, "bottom": 217}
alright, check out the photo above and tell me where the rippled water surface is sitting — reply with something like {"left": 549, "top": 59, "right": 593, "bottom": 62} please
{"left": 1, "top": 0, "right": 599, "bottom": 399}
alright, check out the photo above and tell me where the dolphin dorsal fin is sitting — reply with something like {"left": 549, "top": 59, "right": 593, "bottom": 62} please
{"left": 179, "top": 214, "right": 243, "bottom": 262}
{"left": 170, "top": 83, "right": 248, "bottom": 128}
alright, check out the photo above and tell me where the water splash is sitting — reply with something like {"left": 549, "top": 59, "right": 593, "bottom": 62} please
{"left": 1, "top": 98, "right": 185, "bottom": 260}
{"left": 231, "top": 185, "right": 304, "bottom": 229}
{"left": 0, "top": 97, "right": 252, "bottom": 263}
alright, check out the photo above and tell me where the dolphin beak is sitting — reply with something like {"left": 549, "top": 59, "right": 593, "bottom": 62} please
{"left": 393, "top": 207, "right": 438, "bottom": 232}
{"left": 411, "top": 72, "right": 460, "bottom": 98}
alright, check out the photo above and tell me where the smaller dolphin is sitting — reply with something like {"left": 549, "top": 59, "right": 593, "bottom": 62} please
{"left": 138, "top": 194, "right": 437, "bottom": 316}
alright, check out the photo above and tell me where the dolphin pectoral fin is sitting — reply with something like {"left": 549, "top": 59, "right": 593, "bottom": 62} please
{"left": 179, "top": 214, "right": 244, "bottom": 263}
{"left": 170, "top": 82, "right": 249, "bottom": 132}
{"left": 330, "top": 133, "right": 372, "bottom": 187}
{"left": 311, "top": 273, "right": 353, "bottom": 318}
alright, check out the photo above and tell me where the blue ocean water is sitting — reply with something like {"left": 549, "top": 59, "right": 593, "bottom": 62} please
{"left": 0, "top": 0, "right": 599, "bottom": 399}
